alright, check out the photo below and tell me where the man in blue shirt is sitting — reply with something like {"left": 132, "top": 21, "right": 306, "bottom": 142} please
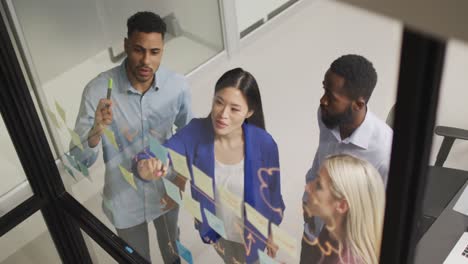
{"left": 71, "top": 12, "right": 192, "bottom": 263}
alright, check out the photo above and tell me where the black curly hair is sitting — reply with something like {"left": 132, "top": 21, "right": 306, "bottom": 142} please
{"left": 330, "top": 54, "right": 377, "bottom": 103}
{"left": 127, "top": 11, "right": 167, "bottom": 39}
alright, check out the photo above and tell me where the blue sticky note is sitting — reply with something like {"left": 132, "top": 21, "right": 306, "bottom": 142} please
{"left": 258, "top": 249, "right": 278, "bottom": 264}
{"left": 203, "top": 208, "right": 227, "bottom": 239}
{"left": 162, "top": 178, "right": 182, "bottom": 205}
{"left": 176, "top": 241, "right": 193, "bottom": 264}
{"left": 149, "top": 137, "right": 168, "bottom": 164}
{"left": 64, "top": 153, "right": 78, "bottom": 169}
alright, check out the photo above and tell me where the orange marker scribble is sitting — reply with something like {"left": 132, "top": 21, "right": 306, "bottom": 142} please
{"left": 213, "top": 240, "right": 225, "bottom": 256}
{"left": 234, "top": 222, "right": 256, "bottom": 256}
{"left": 257, "top": 168, "right": 284, "bottom": 220}
{"left": 121, "top": 126, "right": 138, "bottom": 142}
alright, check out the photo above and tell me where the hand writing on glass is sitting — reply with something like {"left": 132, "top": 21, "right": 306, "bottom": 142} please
{"left": 137, "top": 157, "right": 168, "bottom": 181}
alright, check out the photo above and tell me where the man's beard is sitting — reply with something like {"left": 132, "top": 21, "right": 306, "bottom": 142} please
{"left": 321, "top": 105, "right": 354, "bottom": 129}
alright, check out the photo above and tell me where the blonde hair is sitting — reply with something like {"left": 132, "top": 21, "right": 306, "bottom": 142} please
{"left": 323, "top": 154, "right": 386, "bottom": 264}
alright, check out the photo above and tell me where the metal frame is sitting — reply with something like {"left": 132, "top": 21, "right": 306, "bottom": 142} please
{"left": 0, "top": 8, "right": 92, "bottom": 262}
{"left": 380, "top": 28, "right": 446, "bottom": 263}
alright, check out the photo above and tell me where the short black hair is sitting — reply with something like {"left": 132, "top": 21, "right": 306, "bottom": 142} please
{"left": 330, "top": 54, "right": 377, "bottom": 103}
{"left": 127, "top": 11, "right": 166, "bottom": 39}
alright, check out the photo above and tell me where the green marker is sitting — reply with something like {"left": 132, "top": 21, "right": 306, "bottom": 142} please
{"left": 106, "top": 78, "right": 113, "bottom": 100}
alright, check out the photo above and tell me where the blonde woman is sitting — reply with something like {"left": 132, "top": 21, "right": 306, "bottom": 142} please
{"left": 303, "top": 154, "right": 385, "bottom": 264}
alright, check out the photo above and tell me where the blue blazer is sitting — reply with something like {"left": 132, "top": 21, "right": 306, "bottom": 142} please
{"left": 138, "top": 118, "right": 285, "bottom": 263}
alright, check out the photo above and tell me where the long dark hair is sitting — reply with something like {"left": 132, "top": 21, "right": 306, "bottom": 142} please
{"left": 214, "top": 68, "right": 265, "bottom": 130}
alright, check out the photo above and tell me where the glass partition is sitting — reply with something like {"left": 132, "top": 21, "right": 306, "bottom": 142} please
{"left": 4, "top": 0, "right": 404, "bottom": 263}
{"left": 413, "top": 39, "right": 468, "bottom": 264}
{"left": 236, "top": 0, "right": 299, "bottom": 37}
{"left": 0, "top": 115, "right": 33, "bottom": 217}
{"left": 0, "top": 211, "right": 61, "bottom": 263}
{"left": 6, "top": 0, "right": 224, "bottom": 262}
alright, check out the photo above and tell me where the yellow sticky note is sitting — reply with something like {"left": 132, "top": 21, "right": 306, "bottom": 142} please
{"left": 55, "top": 100, "right": 66, "bottom": 122}
{"left": 192, "top": 165, "right": 214, "bottom": 200}
{"left": 168, "top": 149, "right": 191, "bottom": 180}
{"left": 218, "top": 186, "right": 242, "bottom": 218}
{"left": 182, "top": 191, "right": 202, "bottom": 222}
{"left": 46, "top": 108, "right": 62, "bottom": 129}
{"left": 68, "top": 128, "right": 83, "bottom": 151}
{"left": 119, "top": 165, "right": 137, "bottom": 190}
{"left": 271, "top": 223, "right": 297, "bottom": 258}
{"left": 245, "top": 203, "right": 269, "bottom": 238}
{"left": 103, "top": 128, "right": 119, "bottom": 150}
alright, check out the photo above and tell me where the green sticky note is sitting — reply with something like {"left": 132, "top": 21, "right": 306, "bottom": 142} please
{"left": 103, "top": 128, "right": 119, "bottom": 150}
{"left": 162, "top": 178, "right": 182, "bottom": 206}
{"left": 55, "top": 101, "right": 66, "bottom": 122}
{"left": 167, "top": 149, "right": 191, "bottom": 180}
{"left": 182, "top": 192, "right": 202, "bottom": 221}
{"left": 149, "top": 137, "right": 168, "bottom": 164}
{"left": 193, "top": 165, "right": 214, "bottom": 200}
{"left": 119, "top": 165, "right": 137, "bottom": 190}
{"left": 68, "top": 128, "right": 83, "bottom": 151}
{"left": 245, "top": 203, "right": 269, "bottom": 238}
{"left": 101, "top": 193, "right": 113, "bottom": 211}
{"left": 46, "top": 108, "right": 61, "bottom": 129}
{"left": 78, "top": 160, "right": 89, "bottom": 177}
{"left": 204, "top": 208, "right": 227, "bottom": 239}
{"left": 64, "top": 153, "right": 78, "bottom": 170}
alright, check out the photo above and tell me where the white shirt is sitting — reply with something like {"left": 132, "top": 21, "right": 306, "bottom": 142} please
{"left": 306, "top": 107, "right": 393, "bottom": 185}
{"left": 215, "top": 159, "right": 245, "bottom": 243}
{"left": 303, "top": 107, "right": 393, "bottom": 239}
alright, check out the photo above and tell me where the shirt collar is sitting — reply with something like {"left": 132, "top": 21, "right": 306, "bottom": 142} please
{"left": 119, "top": 59, "right": 159, "bottom": 94}
{"left": 330, "top": 107, "right": 373, "bottom": 149}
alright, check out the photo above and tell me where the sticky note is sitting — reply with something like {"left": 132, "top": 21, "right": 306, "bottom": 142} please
{"left": 55, "top": 100, "right": 66, "bottom": 122}
{"left": 68, "top": 128, "right": 83, "bottom": 151}
{"left": 192, "top": 165, "right": 214, "bottom": 200}
{"left": 271, "top": 224, "right": 297, "bottom": 258}
{"left": 163, "top": 178, "right": 182, "bottom": 206}
{"left": 245, "top": 203, "right": 269, "bottom": 237}
{"left": 119, "top": 165, "right": 137, "bottom": 190}
{"left": 204, "top": 208, "right": 227, "bottom": 239}
{"left": 149, "top": 137, "right": 168, "bottom": 164}
{"left": 77, "top": 160, "right": 90, "bottom": 177}
{"left": 258, "top": 249, "right": 279, "bottom": 264}
{"left": 63, "top": 164, "right": 76, "bottom": 180}
{"left": 167, "top": 149, "right": 191, "bottom": 180}
{"left": 46, "top": 108, "right": 62, "bottom": 129}
{"left": 64, "top": 153, "right": 78, "bottom": 169}
{"left": 176, "top": 241, "right": 193, "bottom": 264}
{"left": 182, "top": 192, "right": 202, "bottom": 221}
{"left": 103, "top": 128, "right": 119, "bottom": 150}
{"left": 102, "top": 194, "right": 113, "bottom": 212}
{"left": 217, "top": 186, "right": 242, "bottom": 218}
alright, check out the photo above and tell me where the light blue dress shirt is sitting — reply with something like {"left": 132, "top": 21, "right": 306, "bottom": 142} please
{"left": 71, "top": 60, "right": 192, "bottom": 229}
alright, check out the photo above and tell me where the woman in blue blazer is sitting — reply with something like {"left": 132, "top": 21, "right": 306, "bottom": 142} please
{"left": 134, "top": 68, "right": 285, "bottom": 264}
